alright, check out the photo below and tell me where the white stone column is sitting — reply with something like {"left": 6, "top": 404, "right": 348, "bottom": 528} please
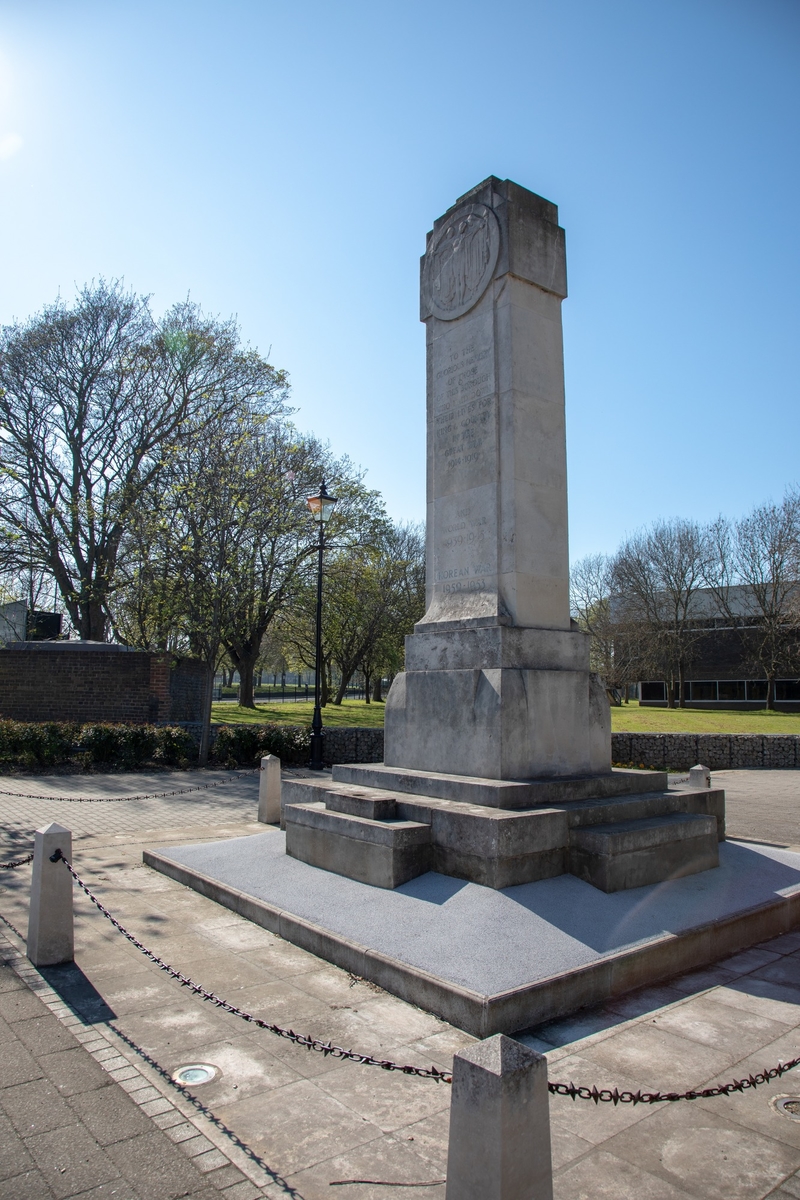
{"left": 689, "top": 764, "right": 711, "bottom": 788}
{"left": 258, "top": 755, "right": 281, "bottom": 824}
{"left": 384, "top": 177, "right": 611, "bottom": 782}
{"left": 27, "top": 822, "right": 74, "bottom": 967}
{"left": 446, "top": 1033, "right": 553, "bottom": 1200}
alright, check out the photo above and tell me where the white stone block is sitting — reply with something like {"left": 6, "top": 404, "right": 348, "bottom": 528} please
{"left": 689, "top": 764, "right": 711, "bottom": 789}
{"left": 446, "top": 1033, "right": 553, "bottom": 1200}
{"left": 258, "top": 755, "right": 281, "bottom": 824}
{"left": 27, "top": 822, "right": 74, "bottom": 967}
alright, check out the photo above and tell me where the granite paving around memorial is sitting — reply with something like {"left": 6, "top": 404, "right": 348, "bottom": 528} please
{"left": 4, "top": 768, "right": 800, "bottom": 1196}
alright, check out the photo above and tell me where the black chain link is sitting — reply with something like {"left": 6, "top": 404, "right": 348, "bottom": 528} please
{"left": 44, "top": 850, "right": 800, "bottom": 1103}
{"left": 53, "top": 851, "right": 451, "bottom": 1084}
{"left": 0, "top": 852, "right": 34, "bottom": 870}
{"left": 548, "top": 1061, "right": 800, "bottom": 1104}
{"left": 0, "top": 768, "right": 259, "bottom": 804}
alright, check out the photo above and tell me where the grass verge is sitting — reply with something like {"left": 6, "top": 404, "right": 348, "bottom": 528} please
{"left": 212, "top": 698, "right": 800, "bottom": 734}
{"left": 610, "top": 701, "right": 800, "bottom": 734}
{"left": 211, "top": 699, "right": 386, "bottom": 728}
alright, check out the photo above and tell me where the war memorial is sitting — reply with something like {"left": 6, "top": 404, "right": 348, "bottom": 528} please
{"left": 147, "top": 179, "right": 800, "bottom": 1038}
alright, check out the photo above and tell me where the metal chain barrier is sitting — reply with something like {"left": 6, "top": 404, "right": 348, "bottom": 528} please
{"left": 43, "top": 851, "right": 800, "bottom": 1102}
{"left": 52, "top": 851, "right": 452, "bottom": 1084}
{"left": 548, "top": 1062, "right": 800, "bottom": 1105}
{"left": 0, "top": 768, "right": 259, "bottom": 804}
{"left": 0, "top": 852, "right": 34, "bottom": 870}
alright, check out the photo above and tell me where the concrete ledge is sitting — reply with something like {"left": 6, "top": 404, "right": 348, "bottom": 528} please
{"left": 284, "top": 803, "right": 433, "bottom": 888}
{"left": 569, "top": 815, "right": 719, "bottom": 893}
{"left": 332, "top": 764, "right": 669, "bottom": 809}
{"left": 144, "top": 836, "right": 800, "bottom": 1038}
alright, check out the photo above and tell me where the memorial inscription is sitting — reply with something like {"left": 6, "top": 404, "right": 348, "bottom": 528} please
{"left": 428, "top": 271, "right": 498, "bottom": 608}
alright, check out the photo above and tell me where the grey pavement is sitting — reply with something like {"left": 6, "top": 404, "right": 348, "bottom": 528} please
{"left": 154, "top": 829, "right": 800, "bottom": 995}
{"left": 719, "top": 770, "right": 800, "bottom": 847}
{"left": 0, "top": 941, "right": 234, "bottom": 1199}
{"left": 3, "top": 768, "right": 800, "bottom": 1196}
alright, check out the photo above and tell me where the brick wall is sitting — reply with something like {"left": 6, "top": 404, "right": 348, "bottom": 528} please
{"left": 167, "top": 658, "right": 207, "bottom": 722}
{"left": 0, "top": 645, "right": 205, "bottom": 724}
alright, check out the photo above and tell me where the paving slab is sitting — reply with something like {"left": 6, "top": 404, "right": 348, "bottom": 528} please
{"left": 148, "top": 828, "right": 800, "bottom": 1036}
{"left": 0, "top": 950, "right": 236, "bottom": 1200}
{"left": 5, "top": 768, "right": 800, "bottom": 1197}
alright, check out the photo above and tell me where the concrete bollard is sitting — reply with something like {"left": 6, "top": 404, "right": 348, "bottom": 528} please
{"left": 446, "top": 1034, "right": 553, "bottom": 1200}
{"left": 27, "top": 822, "right": 74, "bottom": 968}
{"left": 689, "top": 764, "right": 711, "bottom": 789}
{"left": 258, "top": 755, "right": 281, "bottom": 824}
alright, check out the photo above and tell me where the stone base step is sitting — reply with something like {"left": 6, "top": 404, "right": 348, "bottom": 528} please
{"left": 285, "top": 802, "right": 432, "bottom": 889}
{"left": 281, "top": 774, "right": 725, "bottom": 893}
{"left": 330, "top": 763, "right": 669, "bottom": 809}
{"left": 569, "top": 813, "right": 719, "bottom": 893}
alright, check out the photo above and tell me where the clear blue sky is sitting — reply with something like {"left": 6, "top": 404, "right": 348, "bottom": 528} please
{"left": 0, "top": 0, "right": 797, "bottom": 562}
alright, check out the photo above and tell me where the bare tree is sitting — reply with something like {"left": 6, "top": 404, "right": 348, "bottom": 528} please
{"left": 0, "top": 280, "right": 285, "bottom": 641}
{"left": 611, "top": 519, "right": 708, "bottom": 708}
{"left": 570, "top": 552, "right": 642, "bottom": 702}
{"left": 704, "top": 492, "right": 800, "bottom": 709}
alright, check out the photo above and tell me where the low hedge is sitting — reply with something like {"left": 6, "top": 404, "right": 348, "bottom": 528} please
{"left": 0, "top": 718, "right": 311, "bottom": 771}
{"left": 212, "top": 723, "right": 310, "bottom": 768}
{"left": 0, "top": 720, "right": 197, "bottom": 771}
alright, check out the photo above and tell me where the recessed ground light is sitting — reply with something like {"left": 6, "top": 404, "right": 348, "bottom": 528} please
{"left": 772, "top": 1095, "right": 800, "bottom": 1120}
{"left": 173, "top": 1063, "right": 217, "bottom": 1086}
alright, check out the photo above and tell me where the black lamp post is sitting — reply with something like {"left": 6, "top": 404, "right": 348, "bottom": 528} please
{"left": 306, "top": 481, "right": 337, "bottom": 770}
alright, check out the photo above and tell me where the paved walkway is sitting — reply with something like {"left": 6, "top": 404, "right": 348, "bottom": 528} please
{"left": 1, "top": 768, "right": 800, "bottom": 1197}
{"left": 0, "top": 947, "right": 225, "bottom": 1199}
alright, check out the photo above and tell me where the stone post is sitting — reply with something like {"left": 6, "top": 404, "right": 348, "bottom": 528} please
{"left": 258, "top": 755, "right": 281, "bottom": 824}
{"left": 27, "top": 822, "right": 74, "bottom": 967}
{"left": 446, "top": 1033, "right": 553, "bottom": 1200}
{"left": 689, "top": 764, "right": 711, "bottom": 789}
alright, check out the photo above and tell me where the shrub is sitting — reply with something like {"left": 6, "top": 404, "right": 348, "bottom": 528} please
{"left": 0, "top": 720, "right": 78, "bottom": 767}
{"left": 212, "top": 723, "right": 310, "bottom": 768}
{"left": 76, "top": 724, "right": 159, "bottom": 768}
{"left": 0, "top": 719, "right": 199, "bottom": 770}
{"left": 154, "top": 725, "right": 197, "bottom": 766}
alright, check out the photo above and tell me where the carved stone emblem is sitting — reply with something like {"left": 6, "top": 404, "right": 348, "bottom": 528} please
{"left": 422, "top": 203, "right": 500, "bottom": 321}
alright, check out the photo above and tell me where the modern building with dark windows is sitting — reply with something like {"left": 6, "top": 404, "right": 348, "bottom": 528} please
{"left": 619, "top": 586, "right": 800, "bottom": 709}
{"left": 639, "top": 678, "right": 800, "bottom": 707}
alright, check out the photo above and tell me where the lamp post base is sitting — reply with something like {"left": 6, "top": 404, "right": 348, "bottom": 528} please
{"left": 308, "top": 722, "right": 325, "bottom": 771}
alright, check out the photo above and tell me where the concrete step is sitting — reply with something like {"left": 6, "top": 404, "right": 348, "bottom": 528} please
{"left": 569, "top": 813, "right": 719, "bottom": 893}
{"left": 330, "top": 763, "right": 670, "bottom": 809}
{"left": 281, "top": 775, "right": 725, "bottom": 891}
{"left": 559, "top": 787, "right": 726, "bottom": 841}
{"left": 284, "top": 802, "right": 432, "bottom": 888}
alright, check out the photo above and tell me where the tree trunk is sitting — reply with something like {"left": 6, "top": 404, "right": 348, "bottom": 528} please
{"left": 678, "top": 663, "right": 686, "bottom": 709}
{"left": 766, "top": 674, "right": 776, "bottom": 711}
{"left": 372, "top": 676, "right": 382, "bottom": 702}
{"left": 363, "top": 671, "right": 371, "bottom": 704}
{"left": 321, "top": 659, "right": 330, "bottom": 707}
{"left": 80, "top": 600, "right": 107, "bottom": 642}
{"left": 198, "top": 665, "right": 215, "bottom": 767}
{"left": 667, "top": 676, "right": 675, "bottom": 709}
{"left": 237, "top": 654, "right": 258, "bottom": 708}
{"left": 334, "top": 670, "right": 352, "bottom": 705}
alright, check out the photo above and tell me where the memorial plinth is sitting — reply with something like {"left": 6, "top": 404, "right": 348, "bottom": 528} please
{"left": 282, "top": 176, "right": 725, "bottom": 894}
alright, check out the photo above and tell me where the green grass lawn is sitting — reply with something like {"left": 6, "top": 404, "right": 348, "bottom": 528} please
{"left": 611, "top": 701, "right": 800, "bottom": 734}
{"left": 212, "top": 697, "right": 800, "bottom": 735}
{"left": 211, "top": 699, "right": 386, "bottom": 728}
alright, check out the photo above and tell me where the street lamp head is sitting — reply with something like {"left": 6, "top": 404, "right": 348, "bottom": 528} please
{"left": 306, "top": 481, "right": 338, "bottom": 524}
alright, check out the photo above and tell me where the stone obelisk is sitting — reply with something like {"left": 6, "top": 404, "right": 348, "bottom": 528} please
{"left": 384, "top": 177, "right": 610, "bottom": 781}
